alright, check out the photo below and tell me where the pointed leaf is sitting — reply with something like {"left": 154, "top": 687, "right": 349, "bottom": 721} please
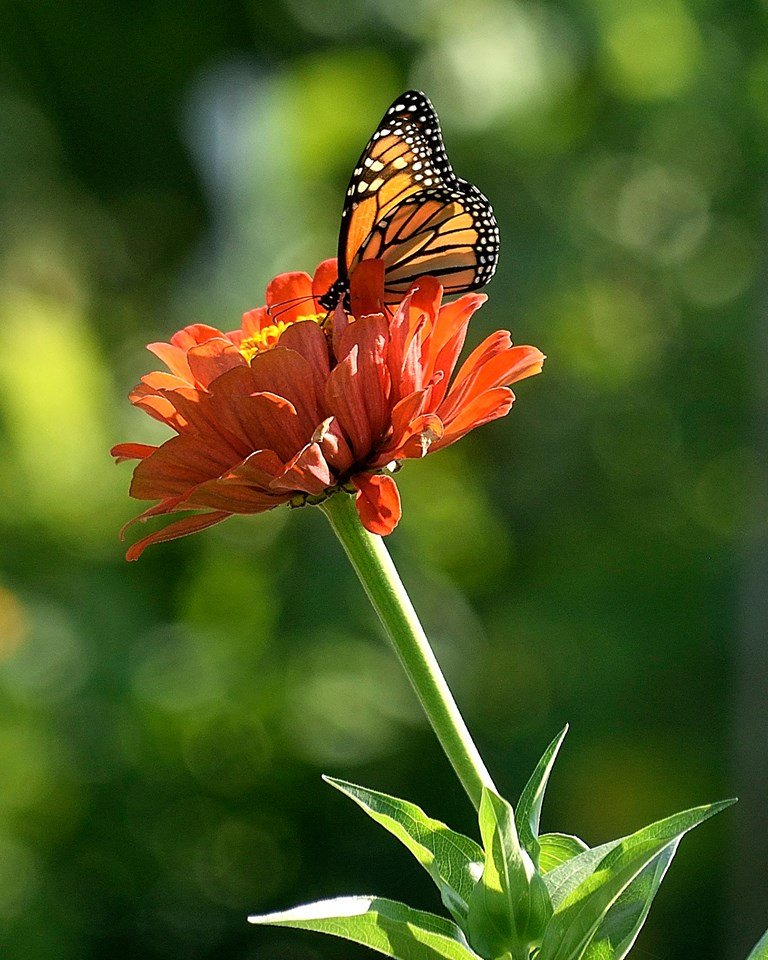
{"left": 746, "top": 929, "right": 768, "bottom": 960}
{"left": 538, "top": 799, "right": 735, "bottom": 960}
{"left": 324, "top": 776, "right": 482, "bottom": 923}
{"left": 249, "top": 896, "right": 482, "bottom": 960}
{"left": 517, "top": 726, "right": 568, "bottom": 865}
{"left": 544, "top": 840, "right": 623, "bottom": 909}
{"left": 539, "top": 834, "right": 590, "bottom": 874}
{"left": 583, "top": 842, "right": 677, "bottom": 960}
{"left": 467, "top": 787, "right": 552, "bottom": 959}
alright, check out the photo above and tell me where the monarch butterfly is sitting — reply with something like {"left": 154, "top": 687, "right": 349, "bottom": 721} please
{"left": 318, "top": 89, "right": 499, "bottom": 311}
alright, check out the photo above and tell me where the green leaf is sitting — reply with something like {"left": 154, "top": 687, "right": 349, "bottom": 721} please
{"left": 538, "top": 799, "right": 736, "bottom": 960}
{"left": 582, "top": 843, "right": 677, "bottom": 960}
{"left": 248, "top": 895, "right": 482, "bottom": 960}
{"left": 467, "top": 787, "right": 552, "bottom": 960}
{"left": 544, "top": 840, "right": 624, "bottom": 909}
{"left": 539, "top": 834, "right": 590, "bottom": 874}
{"left": 746, "top": 929, "right": 768, "bottom": 960}
{"left": 324, "top": 776, "right": 483, "bottom": 924}
{"left": 516, "top": 726, "right": 568, "bottom": 866}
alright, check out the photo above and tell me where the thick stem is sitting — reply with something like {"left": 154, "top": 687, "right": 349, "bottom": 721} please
{"left": 320, "top": 492, "right": 496, "bottom": 809}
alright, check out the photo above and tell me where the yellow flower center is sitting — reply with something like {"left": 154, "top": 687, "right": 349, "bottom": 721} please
{"left": 239, "top": 313, "right": 326, "bottom": 361}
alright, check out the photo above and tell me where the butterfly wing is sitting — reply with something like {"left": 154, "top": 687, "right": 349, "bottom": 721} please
{"left": 325, "top": 90, "right": 499, "bottom": 308}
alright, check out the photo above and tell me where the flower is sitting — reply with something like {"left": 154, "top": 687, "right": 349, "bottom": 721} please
{"left": 112, "top": 258, "right": 544, "bottom": 559}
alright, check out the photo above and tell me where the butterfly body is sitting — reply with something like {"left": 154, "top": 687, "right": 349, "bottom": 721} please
{"left": 320, "top": 90, "right": 499, "bottom": 311}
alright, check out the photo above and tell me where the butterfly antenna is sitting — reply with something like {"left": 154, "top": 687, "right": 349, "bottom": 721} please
{"left": 266, "top": 293, "right": 318, "bottom": 322}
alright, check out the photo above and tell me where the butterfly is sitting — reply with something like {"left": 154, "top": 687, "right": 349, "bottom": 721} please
{"left": 318, "top": 90, "right": 499, "bottom": 311}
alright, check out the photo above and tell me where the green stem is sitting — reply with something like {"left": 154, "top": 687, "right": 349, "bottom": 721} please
{"left": 320, "top": 491, "right": 496, "bottom": 810}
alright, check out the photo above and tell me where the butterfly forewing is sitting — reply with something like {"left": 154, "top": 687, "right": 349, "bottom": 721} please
{"left": 325, "top": 90, "right": 499, "bottom": 308}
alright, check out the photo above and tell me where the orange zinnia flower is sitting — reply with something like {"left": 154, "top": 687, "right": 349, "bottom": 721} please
{"left": 112, "top": 259, "right": 544, "bottom": 559}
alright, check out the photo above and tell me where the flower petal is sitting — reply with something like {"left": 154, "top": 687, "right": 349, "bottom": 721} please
{"left": 129, "top": 380, "right": 192, "bottom": 431}
{"left": 181, "top": 480, "right": 289, "bottom": 513}
{"left": 130, "top": 433, "right": 243, "bottom": 500}
{"left": 265, "top": 271, "right": 314, "bottom": 323}
{"left": 278, "top": 319, "right": 331, "bottom": 384}
{"left": 433, "top": 386, "right": 515, "bottom": 449}
{"left": 352, "top": 474, "right": 402, "bottom": 536}
{"left": 312, "top": 417, "right": 355, "bottom": 473}
{"left": 407, "top": 275, "right": 443, "bottom": 323}
{"left": 312, "top": 258, "right": 338, "bottom": 311}
{"left": 440, "top": 338, "right": 545, "bottom": 422}
{"left": 111, "top": 442, "right": 157, "bottom": 463}
{"left": 248, "top": 345, "right": 326, "bottom": 429}
{"left": 232, "top": 393, "right": 311, "bottom": 461}
{"left": 425, "top": 294, "right": 486, "bottom": 405}
{"left": 326, "top": 315, "right": 391, "bottom": 460}
{"left": 241, "top": 306, "right": 269, "bottom": 338}
{"left": 350, "top": 259, "right": 385, "bottom": 317}
{"left": 187, "top": 339, "right": 245, "bottom": 388}
{"left": 125, "top": 511, "right": 230, "bottom": 561}
{"left": 147, "top": 324, "right": 227, "bottom": 384}
{"left": 229, "top": 449, "right": 287, "bottom": 487}
{"left": 269, "top": 442, "right": 333, "bottom": 494}
{"left": 383, "top": 413, "right": 444, "bottom": 462}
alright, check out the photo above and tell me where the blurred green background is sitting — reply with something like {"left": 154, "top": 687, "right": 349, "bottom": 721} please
{"left": 1, "top": 0, "right": 766, "bottom": 957}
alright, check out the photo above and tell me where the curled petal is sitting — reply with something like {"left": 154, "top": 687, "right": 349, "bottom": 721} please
{"left": 130, "top": 381, "right": 190, "bottom": 431}
{"left": 440, "top": 338, "right": 545, "bottom": 422}
{"left": 125, "top": 511, "right": 230, "bottom": 561}
{"left": 170, "top": 324, "right": 228, "bottom": 351}
{"left": 387, "top": 413, "right": 444, "bottom": 461}
{"left": 382, "top": 389, "right": 430, "bottom": 456}
{"left": 230, "top": 449, "right": 287, "bottom": 488}
{"left": 111, "top": 442, "right": 157, "bottom": 463}
{"left": 148, "top": 324, "right": 227, "bottom": 384}
{"left": 352, "top": 474, "right": 402, "bottom": 536}
{"left": 119, "top": 496, "right": 186, "bottom": 540}
{"left": 425, "top": 294, "right": 486, "bottom": 405}
{"left": 269, "top": 442, "right": 333, "bottom": 495}
{"left": 312, "top": 417, "right": 355, "bottom": 473}
{"left": 407, "top": 275, "right": 443, "bottom": 323}
{"left": 433, "top": 386, "right": 515, "bottom": 450}
{"left": 428, "top": 293, "right": 486, "bottom": 362}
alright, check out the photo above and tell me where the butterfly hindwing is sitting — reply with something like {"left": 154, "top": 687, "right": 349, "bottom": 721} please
{"left": 321, "top": 90, "right": 499, "bottom": 309}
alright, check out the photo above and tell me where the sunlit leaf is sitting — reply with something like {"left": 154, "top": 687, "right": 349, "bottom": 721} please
{"left": 538, "top": 799, "right": 735, "bottom": 960}
{"left": 544, "top": 840, "right": 623, "bottom": 909}
{"left": 248, "top": 895, "right": 482, "bottom": 960}
{"left": 324, "top": 776, "right": 482, "bottom": 923}
{"left": 583, "top": 843, "right": 677, "bottom": 960}
{"left": 539, "top": 833, "right": 590, "bottom": 874}
{"left": 746, "top": 929, "right": 768, "bottom": 960}
{"left": 516, "top": 726, "right": 568, "bottom": 865}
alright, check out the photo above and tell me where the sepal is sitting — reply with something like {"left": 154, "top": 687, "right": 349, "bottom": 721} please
{"left": 467, "top": 787, "right": 552, "bottom": 959}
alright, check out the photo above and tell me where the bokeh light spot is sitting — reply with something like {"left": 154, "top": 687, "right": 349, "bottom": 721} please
{"left": 601, "top": 1, "right": 702, "bottom": 100}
